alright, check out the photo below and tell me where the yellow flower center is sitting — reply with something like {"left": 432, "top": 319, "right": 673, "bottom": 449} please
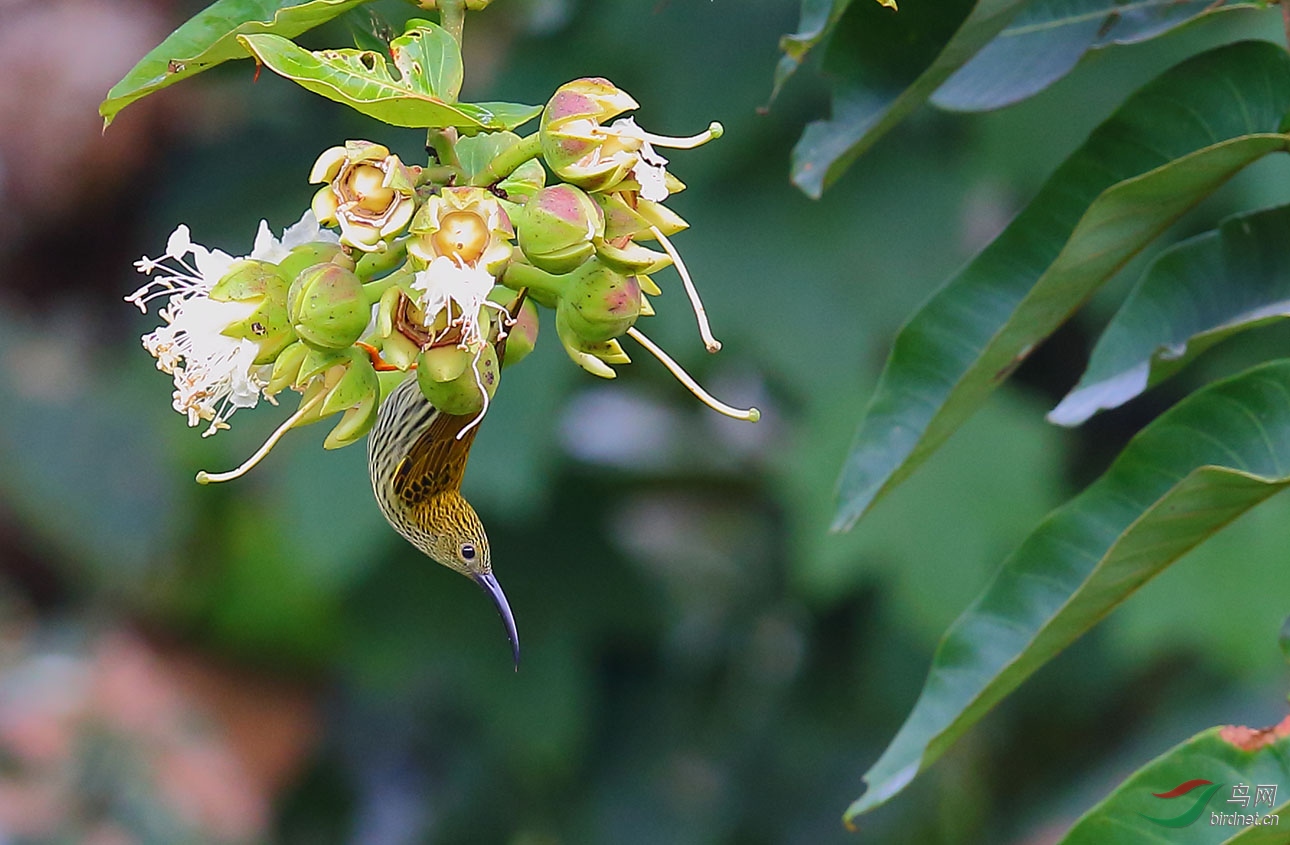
{"left": 347, "top": 164, "right": 395, "bottom": 213}
{"left": 432, "top": 211, "right": 489, "bottom": 265}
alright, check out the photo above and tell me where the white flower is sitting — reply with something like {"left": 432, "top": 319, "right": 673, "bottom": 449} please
{"left": 127, "top": 223, "right": 280, "bottom": 436}
{"left": 410, "top": 256, "right": 503, "bottom": 352}
{"left": 249, "top": 209, "right": 338, "bottom": 264}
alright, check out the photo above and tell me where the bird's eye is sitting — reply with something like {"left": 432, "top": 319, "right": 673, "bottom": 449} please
{"left": 461, "top": 543, "right": 476, "bottom": 561}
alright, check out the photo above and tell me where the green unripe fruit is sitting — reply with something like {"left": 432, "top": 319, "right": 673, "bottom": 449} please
{"left": 416, "top": 343, "right": 500, "bottom": 416}
{"left": 558, "top": 258, "right": 641, "bottom": 343}
{"left": 517, "top": 184, "right": 604, "bottom": 274}
{"left": 287, "top": 262, "right": 370, "bottom": 349}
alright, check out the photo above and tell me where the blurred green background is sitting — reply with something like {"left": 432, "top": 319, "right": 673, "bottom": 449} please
{"left": 2, "top": 1, "right": 1290, "bottom": 842}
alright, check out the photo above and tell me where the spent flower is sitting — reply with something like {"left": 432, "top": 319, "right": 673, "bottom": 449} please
{"left": 311, "top": 141, "right": 418, "bottom": 252}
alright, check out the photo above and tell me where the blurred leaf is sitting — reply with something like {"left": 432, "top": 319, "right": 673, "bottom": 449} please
{"left": 1061, "top": 724, "right": 1290, "bottom": 843}
{"left": 773, "top": 0, "right": 858, "bottom": 99}
{"left": 1051, "top": 205, "right": 1290, "bottom": 427}
{"left": 456, "top": 131, "right": 521, "bottom": 182}
{"left": 834, "top": 42, "right": 1290, "bottom": 531}
{"left": 1281, "top": 614, "right": 1290, "bottom": 665}
{"left": 789, "top": 0, "right": 1025, "bottom": 197}
{"left": 238, "top": 32, "right": 541, "bottom": 129}
{"left": 100, "top": 0, "right": 375, "bottom": 126}
{"left": 846, "top": 359, "right": 1290, "bottom": 822}
{"left": 930, "top": 0, "right": 1261, "bottom": 112}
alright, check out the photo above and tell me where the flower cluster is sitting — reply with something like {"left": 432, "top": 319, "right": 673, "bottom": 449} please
{"left": 128, "top": 78, "right": 756, "bottom": 484}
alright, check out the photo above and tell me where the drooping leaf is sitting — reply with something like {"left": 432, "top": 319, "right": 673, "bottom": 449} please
{"left": 834, "top": 41, "right": 1290, "bottom": 531}
{"left": 847, "top": 359, "right": 1290, "bottom": 822}
{"left": 237, "top": 32, "right": 541, "bottom": 131}
{"left": 100, "top": 0, "right": 375, "bottom": 126}
{"left": 790, "top": 0, "right": 1027, "bottom": 197}
{"left": 1061, "top": 721, "right": 1290, "bottom": 843}
{"left": 1051, "top": 205, "right": 1290, "bottom": 427}
{"left": 931, "top": 0, "right": 1262, "bottom": 112}
{"left": 772, "top": 0, "right": 856, "bottom": 100}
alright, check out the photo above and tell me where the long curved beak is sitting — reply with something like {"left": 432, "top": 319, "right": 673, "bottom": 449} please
{"left": 473, "top": 571, "right": 520, "bottom": 671}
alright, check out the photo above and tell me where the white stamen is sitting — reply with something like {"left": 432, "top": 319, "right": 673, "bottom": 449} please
{"left": 195, "top": 389, "right": 326, "bottom": 484}
{"left": 626, "top": 328, "right": 758, "bottom": 422}
{"left": 649, "top": 225, "right": 721, "bottom": 353}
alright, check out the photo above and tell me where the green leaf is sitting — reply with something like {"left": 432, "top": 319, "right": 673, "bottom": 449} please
{"left": 772, "top": 0, "right": 855, "bottom": 100}
{"left": 1061, "top": 723, "right": 1290, "bottom": 843}
{"left": 1051, "top": 205, "right": 1290, "bottom": 427}
{"left": 931, "top": 0, "right": 1261, "bottom": 112}
{"left": 847, "top": 359, "right": 1290, "bottom": 822}
{"left": 393, "top": 18, "right": 463, "bottom": 103}
{"left": 100, "top": 0, "right": 375, "bottom": 126}
{"left": 237, "top": 33, "right": 541, "bottom": 130}
{"left": 455, "top": 131, "right": 521, "bottom": 183}
{"left": 834, "top": 41, "right": 1290, "bottom": 531}
{"left": 790, "top": 0, "right": 1026, "bottom": 197}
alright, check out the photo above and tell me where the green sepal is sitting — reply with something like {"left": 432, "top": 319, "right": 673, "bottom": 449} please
{"left": 593, "top": 237, "right": 670, "bottom": 275}
{"left": 296, "top": 344, "right": 347, "bottom": 386}
{"left": 320, "top": 350, "right": 379, "bottom": 416}
{"left": 418, "top": 343, "right": 474, "bottom": 383}
{"left": 209, "top": 258, "right": 289, "bottom": 303}
{"left": 556, "top": 306, "right": 623, "bottom": 379}
{"left": 323, "top": 390, "right": 379, "bottom": 449}
{"left": 276, "top": 241, "right": 348, "bottom": 282}
{"left": 635, "top": 199, "right": 689, "bottom": 237}
{"left": 211, "top": 259, "right": 295, "bottom": 364}
{"left": 497, "top": 159, "right": 547, "bottom": 207}
{"left": 266, "top": 340, "right": 310, "bottom": 396}
{"left": 355, "top": 237, "right": 409, "bottom": 280}
{"left": 596, "top": 194, "right": 652, "bottom": 242}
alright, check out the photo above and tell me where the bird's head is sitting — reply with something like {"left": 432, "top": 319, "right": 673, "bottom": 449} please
{"left": 423, "top": 492, "right": 520, "bottom": 669}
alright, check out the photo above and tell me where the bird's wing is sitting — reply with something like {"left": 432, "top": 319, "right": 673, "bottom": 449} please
{"left": 391, "top": 410, "right": 481, "bottom": 505}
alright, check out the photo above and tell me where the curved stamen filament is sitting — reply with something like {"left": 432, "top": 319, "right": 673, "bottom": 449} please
{"left": 650, "top": 226, "right": 721, "bottom": 353}
{"left": 627, "top": 327, "right": 759, "bottom": 423}
{"left": 640, "top": 121, "right": 724, "bottom": 150}
{"left": 195, "top": 389, "right": 326, "bottom": 484}
{"left": 458, "top": 346, "right": 491, "bottom": 440}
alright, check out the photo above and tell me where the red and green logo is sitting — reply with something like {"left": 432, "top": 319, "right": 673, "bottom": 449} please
{"left": 1140, "top": 779, "right": 1223, "bottom": 828}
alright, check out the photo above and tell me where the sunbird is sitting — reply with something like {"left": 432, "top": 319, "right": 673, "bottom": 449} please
{"left": 366, "top": 341, "right": 520, "bottom": 670}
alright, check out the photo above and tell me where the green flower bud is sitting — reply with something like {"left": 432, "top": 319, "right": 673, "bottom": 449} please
{"left": 416, "top": 342, "right": 500, "bottom": 416}
{"left": 209, "top": 259, "right": 295, "bottom": 365}
{"left": 287, "top": 262, "right": 370, "bottom": 350}
{"left": 557, "top": 258, "right": 641, "bottom": 343}
{"left": 517, "top": 184, "right": 605, "bottom": 274}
